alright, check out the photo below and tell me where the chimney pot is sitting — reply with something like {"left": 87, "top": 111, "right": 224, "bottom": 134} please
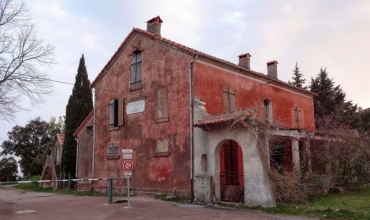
{"left": 267, "top": 60, "right": 278, "bottom": 78}
{"left": 238, "top": 53, "right": 251, "bottom": 69}
{"left": 146, "top": 16, "right": 163, "bottom": 36}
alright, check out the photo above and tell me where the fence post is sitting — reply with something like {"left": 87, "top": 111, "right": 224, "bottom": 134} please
{"left": 108, "top": 179, "right": 113, "bottom": 204}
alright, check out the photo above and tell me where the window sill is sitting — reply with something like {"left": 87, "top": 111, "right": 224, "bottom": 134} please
{"left": 107, "top": 155, "right": 120, "bottom": 160}
{"left": 154, "top": 117, "right": 169, "bottom": 123}
{"left": 130, "top": 84, "right": 143, "bottom": 91}
{"left": 108, "top": 127, "right": 120, "bottom": 131}
{"left": 153, "top": 152, "right": 170, "bottom": 157}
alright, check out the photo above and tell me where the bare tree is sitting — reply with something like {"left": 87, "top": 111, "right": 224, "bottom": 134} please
{"left": 0, "top": 0, "right": 55, "bottom": 121}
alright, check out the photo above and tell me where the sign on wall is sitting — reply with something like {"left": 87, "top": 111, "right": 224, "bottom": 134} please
{"left": 126, "top": 99, "right": 145, "bottom": 115}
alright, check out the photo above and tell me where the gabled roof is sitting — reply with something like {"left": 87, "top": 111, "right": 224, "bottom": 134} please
{"left": 56, "top": 134, "right": 65, "bottom": 145}
{"left": 73, "top": 110, "right": 94, "bottom": 136}
{"left": 90, "top": 26, "right": 315, "bottom": 97}
{"left": 194, "top": 110, "right": 254, "bottom": 127}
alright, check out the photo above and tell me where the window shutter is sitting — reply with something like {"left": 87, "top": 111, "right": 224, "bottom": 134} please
{"left": 229, "top": 89, "right": 236, "bottom": 112}
{"left": 113, "top": 144, "right": 119, "bottom": 155}
{"left": 108, "top": 144, "right": 113, "bottom": 156}
{"left": 109, "top": 100, "right": 115, "bottom": 127}
{"left": 118, "top": 97, "right": 124, "bottom": 126}
{"left": 137, "top": 59, "right": 142, "bottom": 84}
{"left": 223, "top": 88, "right": 229, "bottom": 113}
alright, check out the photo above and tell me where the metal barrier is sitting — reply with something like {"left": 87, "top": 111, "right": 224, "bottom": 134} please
{"left": 0, "top": 178, "right": 109, "bottom": 185}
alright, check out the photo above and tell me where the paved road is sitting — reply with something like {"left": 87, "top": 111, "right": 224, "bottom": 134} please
{"left": 0, "top": 186, "right": 318, "bottom": 220}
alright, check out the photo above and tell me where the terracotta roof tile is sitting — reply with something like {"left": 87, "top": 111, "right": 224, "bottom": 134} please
{"left": 90, "top": 27, "right": 315, "bottom": 97}
{"left": 194, "top": 110, "right": 254, "bottom": 127}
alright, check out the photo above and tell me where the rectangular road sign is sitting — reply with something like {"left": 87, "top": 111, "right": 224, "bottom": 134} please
{"left": 124, "top": 171, "right": 132, "bottom": 176}
{"left": 122, "top": 149, "right": 133, "bottom": 153}
{"left": 122, "top": 154, "right": 133, "bottom": 159}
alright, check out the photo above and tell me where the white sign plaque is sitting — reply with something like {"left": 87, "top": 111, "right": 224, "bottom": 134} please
{"left": 124, "top": 171, "right": 132, "bottom": 176}
{"left": 122, "top": 149, "right": 133, "bottom": 153}
{"left": 126, "top": 100, "right": 145, "bottom": 115}
{"left": 122, "top": 154, "right": 133, "bottom": 159}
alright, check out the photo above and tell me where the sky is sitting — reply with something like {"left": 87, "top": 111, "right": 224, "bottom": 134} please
{"left": 1, "top": 0, "right": 370, "bottom": 148}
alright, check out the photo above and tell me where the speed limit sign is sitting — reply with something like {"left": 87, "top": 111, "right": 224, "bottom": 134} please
{"left": 123, "top": 160, "right": 133, "bottom": 171}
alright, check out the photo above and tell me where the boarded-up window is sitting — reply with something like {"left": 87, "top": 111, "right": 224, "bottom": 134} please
{"left": 154, "top": 86, "right": 169, "bottom": 122}
{"left": 294, "top": 105, "right": 301, "bottom": 129}
{"left": 223, "top": 88, "right": 236, "bottom": 113}
{"left": 154, "top": 139, "right": 170, "bottom": 157}
{"left": 201, "top": 154, "right": 208, "bottom": 172}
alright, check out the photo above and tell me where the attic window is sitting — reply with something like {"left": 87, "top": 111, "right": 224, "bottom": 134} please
{"left": 86, "top": 126, "right": 93, "bottom": 134}
{"left": 130, "top": 53, "right": 142, "bottom": 89}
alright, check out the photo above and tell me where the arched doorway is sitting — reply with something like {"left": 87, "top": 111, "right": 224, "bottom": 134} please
{"left": 42, "top": 167, "right": 52, "bottom": 188}
{"left": 219, "top": 139, "right": 244, "bottom": 202}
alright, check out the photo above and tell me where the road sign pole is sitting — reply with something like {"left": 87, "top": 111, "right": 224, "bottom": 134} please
{"left": 127, "top": 175, "right": 130, "bottom": 207}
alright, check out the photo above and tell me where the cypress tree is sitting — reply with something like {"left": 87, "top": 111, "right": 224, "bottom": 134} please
{"left": 310, "top": 67, "right": 358, "bottom": 129}
{"left": 61, "top": 55, "right": 93, "bottom": 176}
{"left": 288, "top": 62, "right": 306, "bottom": 88}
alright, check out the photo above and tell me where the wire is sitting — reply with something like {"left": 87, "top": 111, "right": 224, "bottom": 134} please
{"left": 47, "top": 79, "right": 74, "bottom": 85}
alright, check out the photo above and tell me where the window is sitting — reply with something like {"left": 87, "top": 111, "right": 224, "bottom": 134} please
{"left": 130, "top": 53, "right": 142, "bottom": 88}
{"left": 154, "top": 86, "right": 169, "bottom": 122}
{"left": 109, "top": 100, "right": 118, "bottom": 128}
{"left": 109, "top": 98, "right": 124, "bottom": 128}
{"left": 86, "top": 126, "right": 93, "bottom": 134}
{"left": 223, "top": 88, "right": 236, "bottom": 112}
{"left": 107, "top": 143, "right": 119, "bottom": 158}
{"left": 264, "top": 99, "right": 273, "bottom": 124}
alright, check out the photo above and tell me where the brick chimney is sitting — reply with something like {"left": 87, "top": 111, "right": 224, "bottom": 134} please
{"left": 267, "top": 60, "right": 278, "bottom": 78}
{"left": 238, "top": 53, "right": 251, "bottom": 69}
{"left": 146, "top": 16, "right": 163, "bottom": 36}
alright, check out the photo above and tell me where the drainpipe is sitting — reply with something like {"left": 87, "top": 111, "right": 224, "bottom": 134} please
{"left": 189, "top": 52, "right": 198, "bottom": 200}
{"left": 75, "top": 137, "right": 78, "bottom": 178}
{"left": 92, "top": 88, "right": 96, "bottom": 179}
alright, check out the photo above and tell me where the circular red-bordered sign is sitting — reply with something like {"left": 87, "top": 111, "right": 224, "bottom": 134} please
{"left": 123, "top": 160, "right": 133, "bottom": 171}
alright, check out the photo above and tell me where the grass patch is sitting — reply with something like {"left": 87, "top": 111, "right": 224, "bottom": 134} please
{"left": 12, "top": 183, "right": 106, "bottom": 197}
{"left": 242, "top": 186, "right": 370, "bottom": 220}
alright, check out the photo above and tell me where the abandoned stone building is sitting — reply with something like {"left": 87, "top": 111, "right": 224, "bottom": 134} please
{"left": 40, "top": 134, "right": 65, "bottom": 188}
{"left": 75, "top": 16, "right": 316, "bottom": 207}
{"left": 74, "top": 110, "right": 94, "bottom": 191}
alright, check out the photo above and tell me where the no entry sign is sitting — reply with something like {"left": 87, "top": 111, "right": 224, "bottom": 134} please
{"left": 123, "top": 160, "right": 133, "bottom": 171}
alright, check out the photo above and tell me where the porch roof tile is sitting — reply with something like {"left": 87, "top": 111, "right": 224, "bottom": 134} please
{"left": 194, "top": 110, "right": 253, "bottom": 127}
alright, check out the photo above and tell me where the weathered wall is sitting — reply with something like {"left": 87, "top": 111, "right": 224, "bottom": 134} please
{"left": 76, "top": 116, "right": 94, "bottom": 190}
{"left": 193, "top": 61, "right": 315, "bottom": 131}
{"left": 193, "top": 101, "right": 276, "bottom": 207}
{"left": 93, "top": 33, "right": 192, "bottom": 195}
